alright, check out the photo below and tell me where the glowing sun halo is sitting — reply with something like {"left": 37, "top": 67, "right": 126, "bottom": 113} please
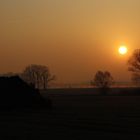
{"left": 118, "top": 46, "right": 128, "bottom": 55}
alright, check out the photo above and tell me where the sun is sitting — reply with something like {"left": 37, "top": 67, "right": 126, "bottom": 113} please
{"left": 118, "top": 46, "right": 128, "bottom": 55}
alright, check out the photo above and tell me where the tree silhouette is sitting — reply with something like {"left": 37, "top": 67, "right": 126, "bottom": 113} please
{"left": 128, "top": 49, "right": 140, "bottom": 84}
{"left": 40, "top": 66, "right": 56, "bottom": 89}
{"left": 21, "top": 64, "right": 55, "bottom": 89}
{"left": 91, "top": 71, "right": 114, "bottom": 95}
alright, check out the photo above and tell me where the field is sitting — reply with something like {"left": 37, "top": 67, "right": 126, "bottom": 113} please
{"left": 1, "top": 88, "right": 140, "bottom": 139}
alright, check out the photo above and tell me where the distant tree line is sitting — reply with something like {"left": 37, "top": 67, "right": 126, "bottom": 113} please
{"left": 89, "top": 49, "right": 140, "bottom": 95}
{"left": 1, "top": 49, "right": 140, "bottom": 93}
{"left": 1, "top": 64, "right": 55, "bottom": 90}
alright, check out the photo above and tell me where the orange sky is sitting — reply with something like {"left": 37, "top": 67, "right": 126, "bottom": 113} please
{"left": 0, "top": 0, "right": 140, "bottom": 83}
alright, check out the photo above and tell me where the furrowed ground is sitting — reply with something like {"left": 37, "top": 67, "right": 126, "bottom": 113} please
{"left": 0, "top": 89, "right": 140, "bottom": 139}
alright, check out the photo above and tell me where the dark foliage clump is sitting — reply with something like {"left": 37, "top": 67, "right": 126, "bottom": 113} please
{"left": 91, "top": 71, "right": 114, "bottom": 95}
{"left": 0, "top": 76, "right": 52, "bottom": 110}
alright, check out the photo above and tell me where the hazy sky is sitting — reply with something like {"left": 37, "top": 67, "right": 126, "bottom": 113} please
{"left": 1, "top": 0, "right": 140, "bottom": 83}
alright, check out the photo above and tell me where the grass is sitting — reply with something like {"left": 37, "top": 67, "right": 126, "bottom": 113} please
{"left": 1, "top": 88, "right": 140, "bottom": 139}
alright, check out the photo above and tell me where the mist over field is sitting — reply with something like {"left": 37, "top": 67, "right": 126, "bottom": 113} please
{"left": 1, "top": 0, "right": 140, "bottom": 139}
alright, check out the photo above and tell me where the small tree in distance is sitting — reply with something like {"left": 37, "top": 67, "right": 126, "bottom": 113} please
{"left": 21, "top": 64, "right": 55, "bottom": 89}
{"left": 41, "top": 66, "right": 56, "bottom": 89}
{"left": 128, "top": 49, "right": 140, "bottom": 85}
{"left": 91, "top": 71, "right": 114, "bottom": 95}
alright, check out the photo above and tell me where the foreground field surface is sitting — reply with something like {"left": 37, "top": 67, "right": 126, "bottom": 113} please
{"left": 1, "top": 91, "right": 140, "bottom": 139}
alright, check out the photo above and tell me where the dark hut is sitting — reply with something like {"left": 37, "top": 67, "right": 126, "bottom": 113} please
{"left": 0, "top": 76, "right": 51, "bottom": 109}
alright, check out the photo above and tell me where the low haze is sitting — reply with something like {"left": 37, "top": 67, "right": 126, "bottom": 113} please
{"left": 1, "top": 0, "right": 140, "bottom": 83}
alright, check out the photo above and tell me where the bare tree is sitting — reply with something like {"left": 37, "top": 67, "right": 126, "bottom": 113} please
{"left": 21, "top": 65, "right": 38, "bottom": 88}
{"left": 40, "top": 66, "right": 56, "bottom": 89}
{"left": 21, "top": 64, "right": 55, "bottom": 89}
{"left": 91, "top": 71, "right": 114, "bottom": 95}
{"left": 128, "top": 49, "right": 140, "bottom": 84}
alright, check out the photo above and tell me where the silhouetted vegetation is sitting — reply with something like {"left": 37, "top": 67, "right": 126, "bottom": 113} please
{"left": 128, "top": 49, "right": 140, "bottom": 85}
{"left": 21, "top": 64, "right": 55, "bottom": 89}
{"left": 0, "top": 76, "right": 52, "bottom": 110}
{"left": 91, "top": 71, "right": 114, "bottom": 95}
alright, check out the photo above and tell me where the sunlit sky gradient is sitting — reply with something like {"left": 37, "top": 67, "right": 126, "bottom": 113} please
{"left": 0, "top": 0, "right": 140, "bottom": 83}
